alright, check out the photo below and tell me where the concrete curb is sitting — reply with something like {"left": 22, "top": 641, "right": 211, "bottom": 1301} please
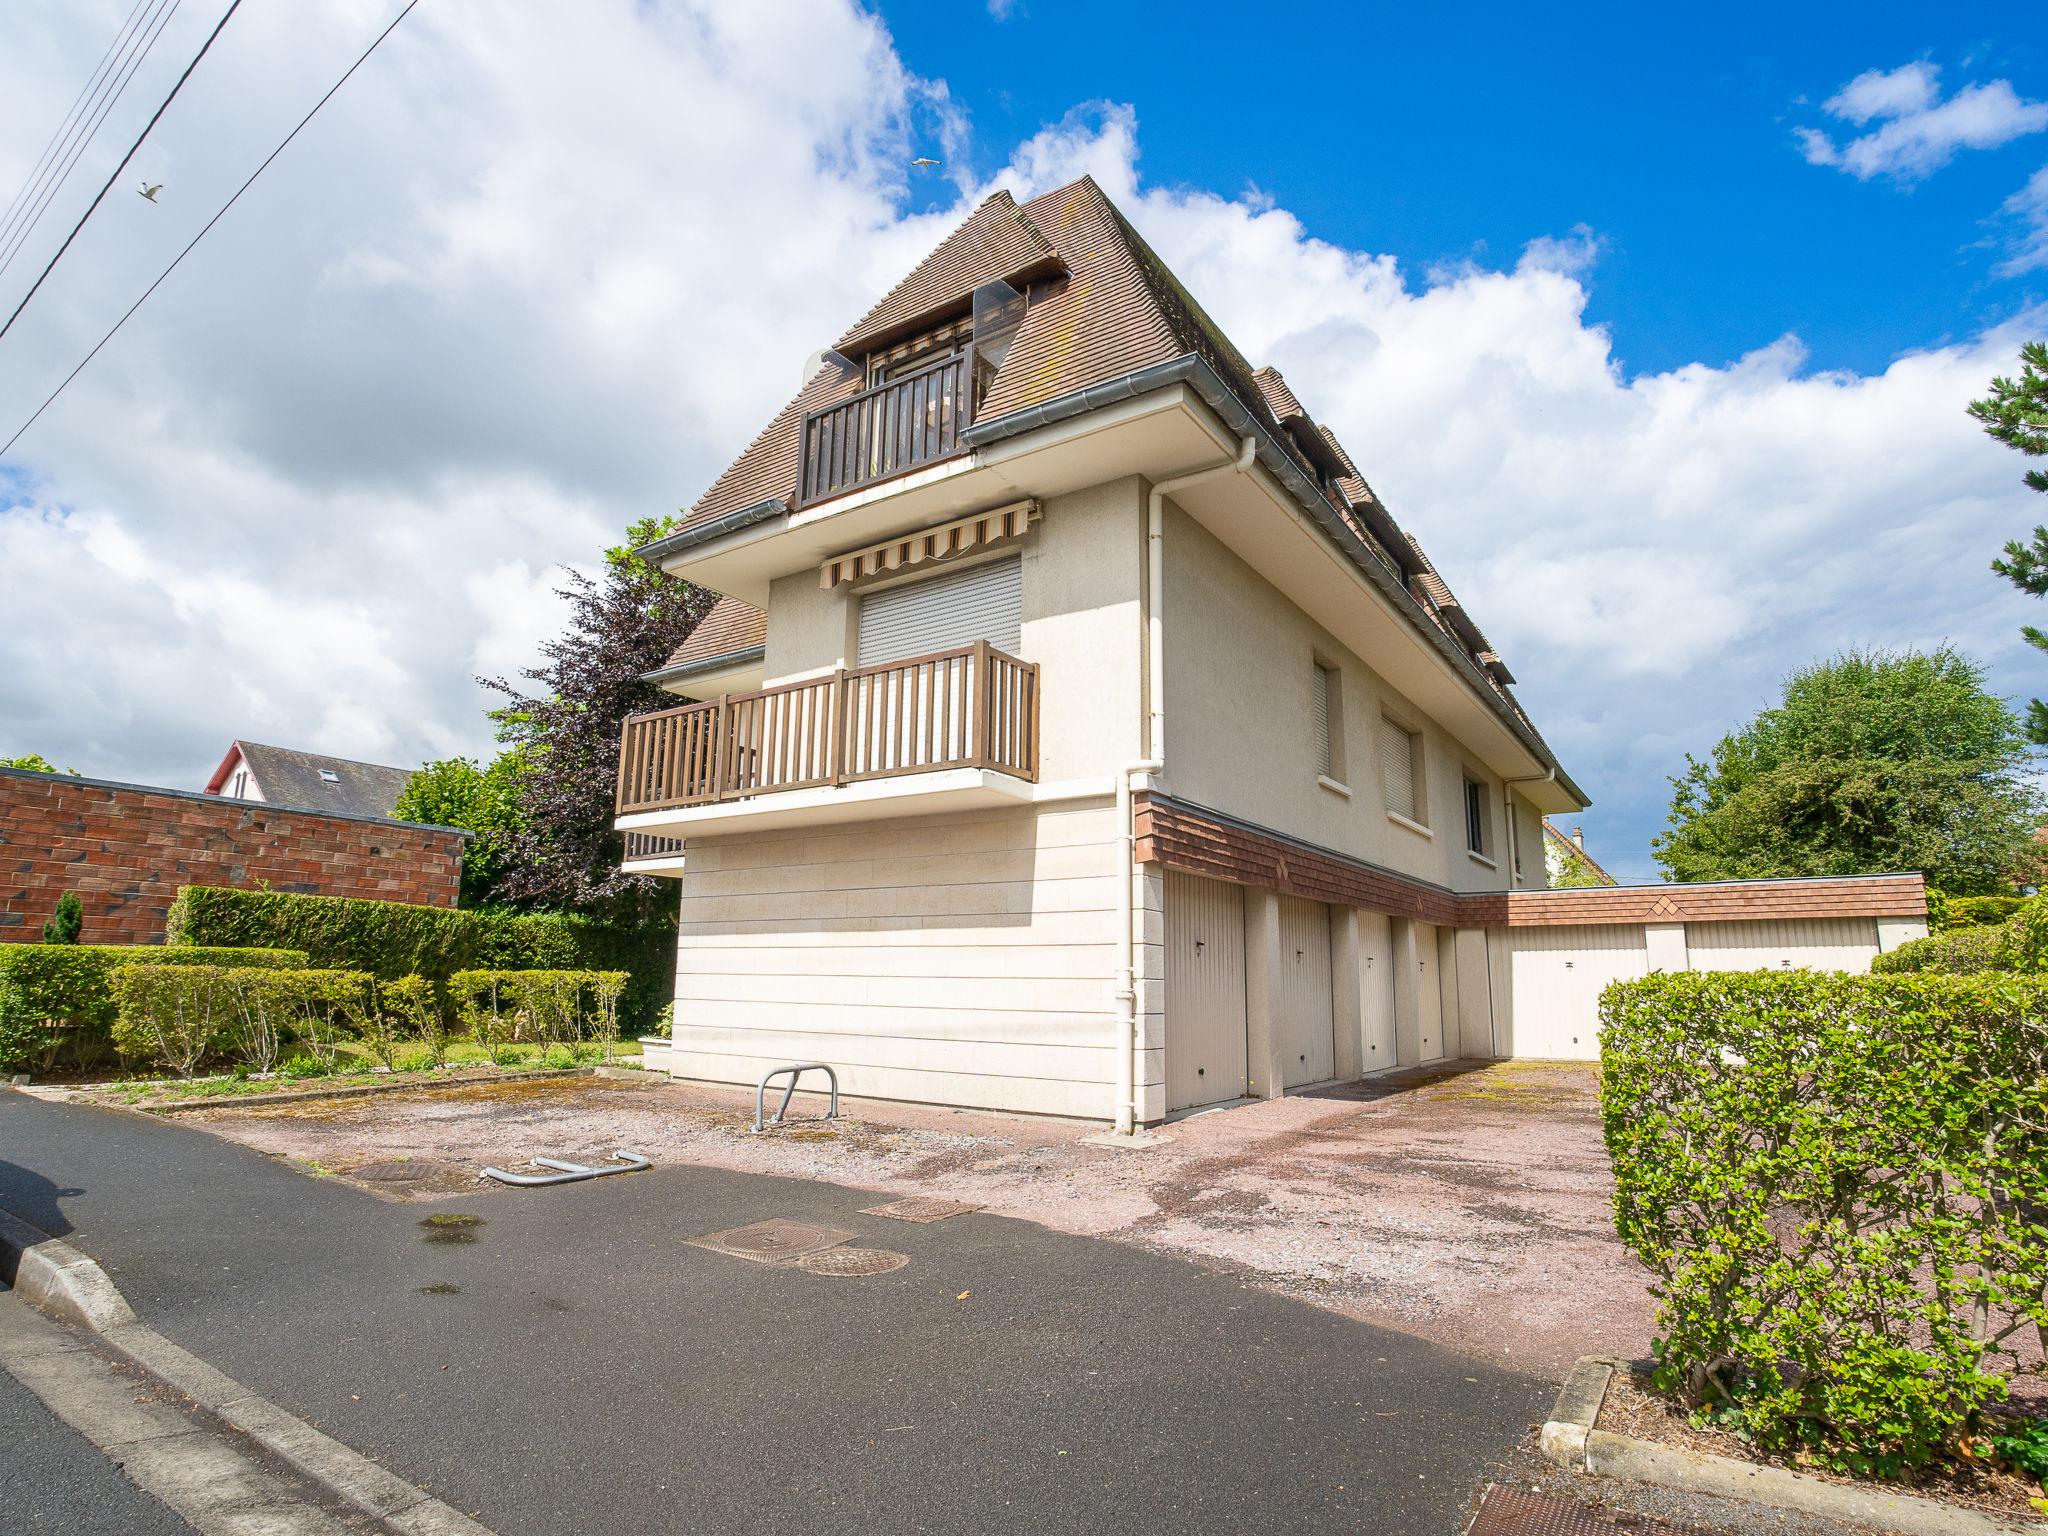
{"left": 0, "top": 1207, "right": 494, "bottom": 1535}
{"left": 1539, "top": 1356, "right": 2048, "bottom": 1536}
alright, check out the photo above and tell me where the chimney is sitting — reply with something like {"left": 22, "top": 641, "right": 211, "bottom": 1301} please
{"left": 1571, "top": 826, "right": 1585, "bottom": 852}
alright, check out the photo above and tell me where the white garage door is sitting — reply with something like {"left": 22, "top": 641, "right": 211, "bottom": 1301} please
{"left": 1507, "top": 924, "right": 1651, "bottom": 1060}
{"left": 1686, "top": 918, "right": 1880, "bottom": 974}
{"left": 1165, "top": 872, "right": 1248, "bottom": 1111}
{"left": 1277, "top": 897, "right": 1335, "bottom": 1088}
{"left": 1414, "top": 921, "right": 1447, "bottom": 1062}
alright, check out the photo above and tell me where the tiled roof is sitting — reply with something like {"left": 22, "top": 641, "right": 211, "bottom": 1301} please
{"left": 836, "top": 191, "right": 1057, "bottom": 356}
{"left": 1253, "top": 366, "right": 1309, "bottom": 427}
{"left": 211, "top": 742, "right": 414, "bottom": 819}
{"left": 673, "top": 174, "right": 1531, "bottom": 730}
{"left": 658, "top": 596, "right": 767, "bottom": 674}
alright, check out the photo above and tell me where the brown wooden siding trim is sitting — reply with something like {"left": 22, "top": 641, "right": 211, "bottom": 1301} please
{"left": 1132, "top": 793, "right": 1927, "bottom": 929}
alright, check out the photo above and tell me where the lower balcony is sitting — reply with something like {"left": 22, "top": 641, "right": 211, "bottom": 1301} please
{"left": 615, "top": 641, "right": 1040, "bottom": 845}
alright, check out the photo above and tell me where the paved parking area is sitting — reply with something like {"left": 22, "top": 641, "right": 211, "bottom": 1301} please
{"left": 173, "top": 1057, "right": 1653, "bottom": 1375}
{"left": 1, "top": 1087, "right": 1553, "bottom": 1536}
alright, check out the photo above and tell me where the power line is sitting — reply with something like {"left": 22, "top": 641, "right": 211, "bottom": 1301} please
{"left": 0, "top": 0, "right": 235, "bottom": 345}
{"left": 0, "top": 0, "right": 153, "bottom": 253}
{"left": 1, "top": 0, "right": 425, "bottom": 458}
{"left": 0, "top": 0, "right": 183, "bottom": 279}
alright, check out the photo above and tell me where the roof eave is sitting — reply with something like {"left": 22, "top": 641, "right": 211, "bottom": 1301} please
{"left": 637, "top": 498, "right": 788, "bottom": 569}
{"left": 641, "top": 645, "right": 768, "bottom": 690}
{"left": 966, "top": 354, "right": 1589, "bottom": 809}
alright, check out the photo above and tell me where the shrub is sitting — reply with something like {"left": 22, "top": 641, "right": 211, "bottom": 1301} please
{"left": 111, "top": 965, "right": 239, "bottom": 1077}
{"left": 263, "top": 970, "right": 380, "bottom": 1070}
{"left": 447, "top": 970, "right": 628, "bottom": 1061}
{"left": 167, "top": 887, "right": 471, "bottom": 982}
{"left": 166, "top": 886, "right": 672, "bottom": 1033}
{"left": 1870, "top": 925, "right": 2009, "bottom": 974}
{"left": 380, "top": 975, "right": 445, "bottom": 1067}
{"left": 0, "top": 944, "right": 306, "bottom": 1073}
{"left": 1940, "top": 894, "right": 2025, "bottom": 930}
{"left": 1600, "top": 970, "right": 2048, "bottom": 1476}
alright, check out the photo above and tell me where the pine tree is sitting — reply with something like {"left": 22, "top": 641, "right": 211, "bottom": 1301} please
{"left": 1968, "top": 340, "right": 2048, "bottom": 742}
{"left": 41, "top": 891, "right": 82, "bottom": 944}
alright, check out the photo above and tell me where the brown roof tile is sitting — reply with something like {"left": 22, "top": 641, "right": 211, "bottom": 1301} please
{"left": 835, "top": 191, "right": 1057, "bottom": 356}
{"left": 658, "top": 596, "right": 767, "bottom": 674}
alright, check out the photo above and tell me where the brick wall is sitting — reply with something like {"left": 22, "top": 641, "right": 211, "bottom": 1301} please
{"left": 0, "top": 767, "right": 465, "bottom": 947}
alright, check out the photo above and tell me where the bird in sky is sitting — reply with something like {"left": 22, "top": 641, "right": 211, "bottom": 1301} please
{"left": 911, "top": 157, "right": 939, "bottom": 169}
{"left": 138, "top": 183, "right": 162, "bottom": 202}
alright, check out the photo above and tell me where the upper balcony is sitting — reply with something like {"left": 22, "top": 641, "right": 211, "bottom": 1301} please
{"left": 616, "top": 641, "right": 1039, "bottom": 840}
{"left": 798, "top": 348, "right": 995, "bottom": 507}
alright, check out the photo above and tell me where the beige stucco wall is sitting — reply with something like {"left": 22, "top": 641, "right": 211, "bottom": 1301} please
{"left": 1161, "top": 505, "right": 1514, "bottom": 894}
{"left": 758, "top": 476, "right": 1146, "bottom": 784}
{"left": 666, "top": 799, "right": 1142, "bottom": 1119}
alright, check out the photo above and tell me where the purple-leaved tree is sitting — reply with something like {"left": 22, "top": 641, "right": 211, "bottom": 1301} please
{"left": 483, "top": 515, "right": 714, "bottom": 921}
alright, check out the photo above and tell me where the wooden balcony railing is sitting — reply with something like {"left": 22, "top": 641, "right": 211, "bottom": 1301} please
{"left": 616, "top": 641, "right": 1040, "bottom": 817}
{"left": 798, "top": 348, "right": 992, "bottom": 505}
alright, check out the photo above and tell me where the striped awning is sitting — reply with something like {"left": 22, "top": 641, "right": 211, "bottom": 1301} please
{"left": 819, "top": 499, "right": 1040, "bottom": 589}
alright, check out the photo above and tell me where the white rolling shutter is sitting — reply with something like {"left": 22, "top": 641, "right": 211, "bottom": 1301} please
{"left": 857, "top": 556, "right": 1022, "bottom": 666}
{"left": 1379, "top": 721, "right": 1417, "bottom": 822}
{"left": 1311, "top": 663, "right": 1333, "bottom": 777}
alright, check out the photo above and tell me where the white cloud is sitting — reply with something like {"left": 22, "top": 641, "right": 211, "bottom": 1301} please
{"left": 1797, "top": 61, "right": 2048, "bottom": 181}
{"left": 1995, "top": 164, "right": 2048, "bottom": 275}
{"left": 0, "top": 12, "right": 2040, "bottom": 877}
{"left": 1826, "top": 62, "right": 1940, "bottom": 126}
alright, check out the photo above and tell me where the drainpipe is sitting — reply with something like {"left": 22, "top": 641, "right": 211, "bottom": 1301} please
{"left": 1502, "top": 766, "right": 1558, "bottom": 889}
{"left": 1110, "top": 436, "right": 1257, "bottom": 1134}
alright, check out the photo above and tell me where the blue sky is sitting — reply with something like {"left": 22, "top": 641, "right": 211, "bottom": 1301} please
{"left": 882, "top": 1, "right": 2045, "bottom": 378}
{"left": 2, "top": 0, "right": 2045, "bottom": 885}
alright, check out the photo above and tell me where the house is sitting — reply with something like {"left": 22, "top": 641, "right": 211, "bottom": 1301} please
{"left": 616, "top": 176, "right": 1925, "bottom": 1124}
{"left": 1542, "top": 820, "right": 1616, "bottom": 887}
{"left": 205, "top": 741, "right": 416, "bottom": 820}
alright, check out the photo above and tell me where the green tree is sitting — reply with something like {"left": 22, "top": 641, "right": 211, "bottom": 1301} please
{"left": 2, "top": 753, "right": 74, "bottom": 773}
{"left": 1550, "top": 847, "right": 1609, "bottom": 888}
{"left": 392, "top": 754, "right": 528, "bottom": 907}
{"left": 1967, "top": 339, "right": 2048, "bottom": 741}
{"left": 40, "top": 891, "right": 82, "bottom": 944}
{"left": 1653, "top": 647, "right": 2041, "bottom": 894}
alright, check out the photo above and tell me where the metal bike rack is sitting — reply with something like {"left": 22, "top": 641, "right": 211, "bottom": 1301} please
{"left": 753, "top": 1062, "right": 839, "bottom": 1133}
{"left": 480, "top": 1150, "right": 650, "bottom": 1187}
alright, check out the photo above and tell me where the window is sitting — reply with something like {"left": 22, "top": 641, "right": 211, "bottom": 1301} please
{"left": 1464, "top": 778, "right": 1488, "bottom": 856}
{"left": 318, "top": 769, "right": 340, "bottom": 783}
{"left": 856, "top": 555, "right": 1022, "bottom": 667}
{"left": 1311, "top": 661, "right": 1335, "bottom": 778}
{"left": 1379, "top": 718, "right": 1422, "bottom": 824}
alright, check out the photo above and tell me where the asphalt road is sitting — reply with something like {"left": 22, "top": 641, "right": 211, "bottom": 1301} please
{"left": 0, "top": 1088, "right": 1550, "bottom": 1535}
{"left": 0, "top": 1310, "right": 194, "bottom": 1536}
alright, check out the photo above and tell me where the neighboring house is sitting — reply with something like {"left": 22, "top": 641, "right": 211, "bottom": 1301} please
{"left": 615, "top": 176, "right": 1924, "bottom": 1125}
{"left": 205, "top": 741, "right": 415, "bottom": 820}
{"left": 1542, "top": 820, "right": 1616, "bottom": 887}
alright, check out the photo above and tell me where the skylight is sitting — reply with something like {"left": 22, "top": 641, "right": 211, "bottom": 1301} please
{"left": 318, "top": 769, "right": 340, "bottom": 782}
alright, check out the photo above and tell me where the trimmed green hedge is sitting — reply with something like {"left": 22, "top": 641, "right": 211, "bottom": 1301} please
{"left": 1869, "top": 925, "right": 2008, "bottom": 974}
{"left": 0, "top": 944, "right": 306, "bottom": 1073}
{"left": 164, "top": 886, "right": 671, "bottom": 1031}
{"left": 1600, "top": 969, "right": 2048, "bottom": 1475}
{"left": 166, "top": 887, "right": 471, "bottom": 981}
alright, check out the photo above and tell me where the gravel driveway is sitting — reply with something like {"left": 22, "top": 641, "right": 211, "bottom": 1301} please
{"left": 178, "top": 1057, "right": 1653, "bottom": 1374}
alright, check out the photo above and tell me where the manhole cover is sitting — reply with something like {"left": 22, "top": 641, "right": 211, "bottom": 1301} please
{"left": 791, "top": 1247, "right": 910, "bottom": 1277}
{"left": 687, "top": 1219, "right": 855, "bottom": 1265}
{"left": 1468, "top": 1486, "right": 1695, "bottom": 1536}
{"left": 861, "top": 1197, "right": 983, "bottom": 1224}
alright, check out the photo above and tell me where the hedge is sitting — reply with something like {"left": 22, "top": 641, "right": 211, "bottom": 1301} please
{"left": 0, "top": 944, "right": 307, "bottom": 1073}
{"left": 1600, "top": 969, "right": 2048, "bottom": 1476}
{"left": 1939, "top": 894, "right": 2024, "bottom": 930}
{"left": 165, "top": 887, "right": 672, "bottom": 1032}
{"left": 112, "top": 965, "right": 380, "bottom": 1076}
{"left": 1869, "top": 924, "right": 2008, "bottom": 974}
